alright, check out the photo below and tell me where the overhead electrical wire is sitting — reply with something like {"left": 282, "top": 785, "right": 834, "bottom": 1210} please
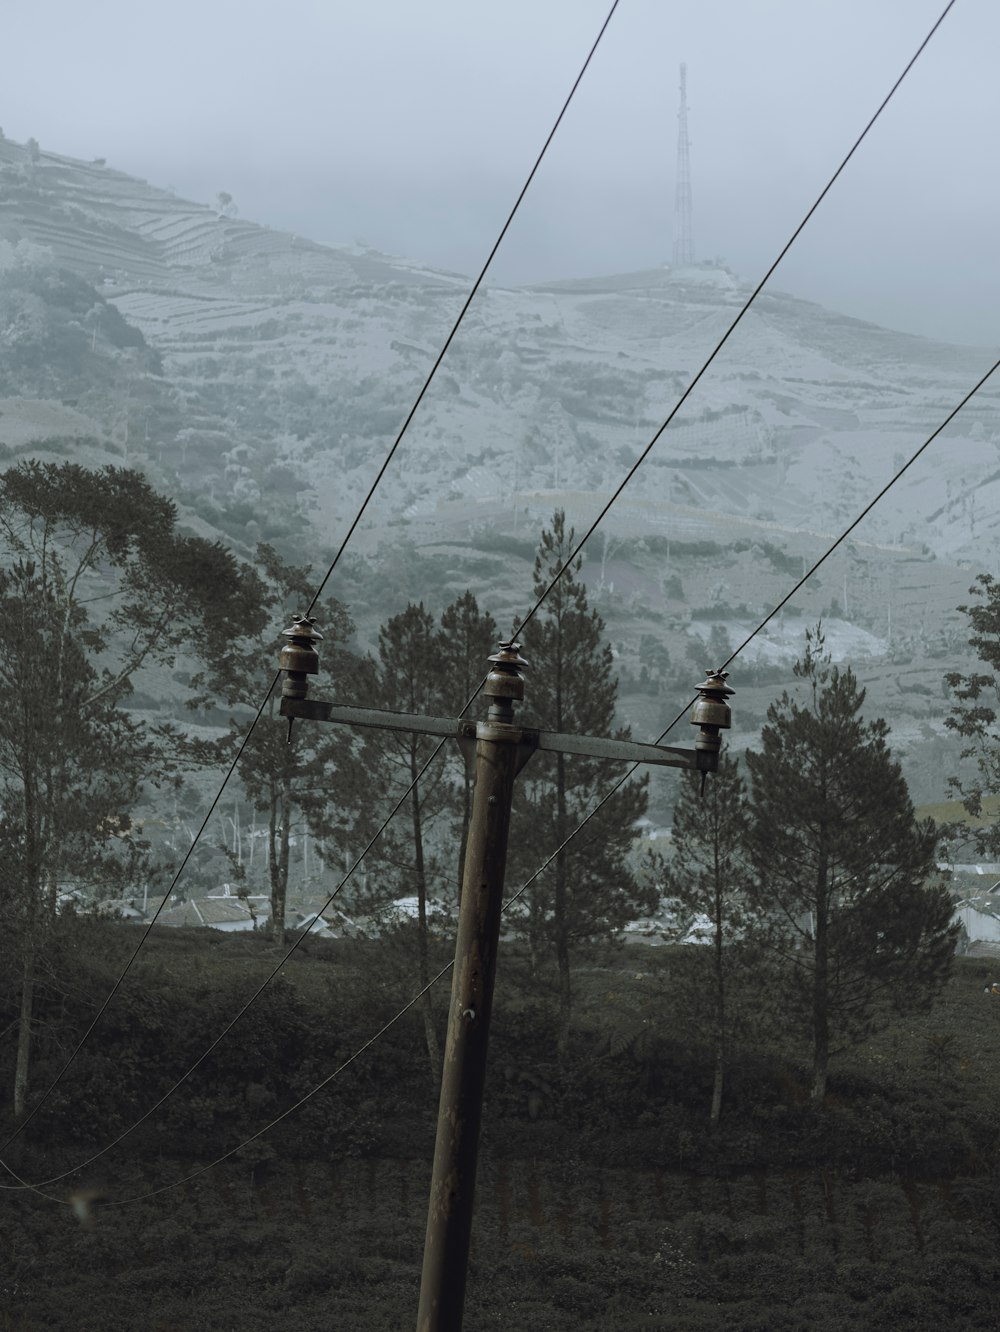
{"left": 510, "top": 0, "right": 958, "bottom": 644}
{"left": 0, "top": 0, "right": 623, "bottom": 1155}
{"left": 304, "top": 0, "right": 623, "bottom": 612}
{"left": 12, "top": 332, "right": 996, "bottom": 1212}
{"left": 70, "top": 348, "right": 1000, "bottom": 1213}
{"left": 8, "top": 952, "right": 455, "bottom": 1211}
{"left": 517, "top": 353, "right": 1000, "bottom": 876}
{"left": 0, "top": 735, "right": 455, "bottom": 1193}
{"left": 0, "top": 0, "right": 963, "bottom": 1200}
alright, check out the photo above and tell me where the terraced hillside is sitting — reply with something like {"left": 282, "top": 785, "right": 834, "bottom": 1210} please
{"left": 3, "top": 134, "right": 996, "bottom": 555}
{"left": 0, "top": 133, "right": 996, "bottom": 804}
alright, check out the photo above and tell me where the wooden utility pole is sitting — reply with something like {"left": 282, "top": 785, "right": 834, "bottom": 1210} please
{"left": 277, "top": 618, "right": 734, "bottom": 1332}
{"left": 416, "top": 643, "right": 532, "bottom": 1329}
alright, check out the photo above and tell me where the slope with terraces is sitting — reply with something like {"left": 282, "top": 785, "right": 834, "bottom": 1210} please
{"left": 1, "top": 136, "right": 998, "bottom": 807}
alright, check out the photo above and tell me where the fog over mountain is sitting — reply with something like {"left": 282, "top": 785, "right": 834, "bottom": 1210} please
{"left": 4, "top": 0, "right": 999, "bottom": 343}
{"left": 0, "top": 126, "right": 996, "bottom": 811}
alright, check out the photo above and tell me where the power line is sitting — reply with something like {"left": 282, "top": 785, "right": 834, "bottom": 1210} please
{"left": 306, "top": 0, "right": 621, "bottom": 612}
{"left": 6, "top": 817, "right": 579, "bottom": 1211}
{"left": 10, "top": 351, "right": 998, "bottom": 1210}
{"left": 0, "top": 733, "right": 455, "bottom": 1191}
{"left": 0, "top": 0, "right": 622, "bottom": 1154}
{"left": 1, "top": 956, "right": 459, "bottom": 1211}
{"left": 718, "top": 358, "right": 1000, "bottom": 676}
{"left": 512, "top": 0, "right": 957, "bottom": 644}
{"left": 513, "top": 354, "right": 1000, "bottom": 891}
{"left": 0, "top": 0, "right": 959, "bottom": 1191}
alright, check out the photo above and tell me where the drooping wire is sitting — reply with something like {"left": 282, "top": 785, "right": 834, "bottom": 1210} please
{"left": 6, "top": 956, "right": 459, "bottom": 1211}
{"left": 0, "top": 0, "right": 622, "bottom": 1154}
{"left": 0, "top": 0, "right": 960, "bottom": 1192}
{"left": 0, "top": 731, "right": 454, "bottom": 1191}
{"left": 510, "top": 0, "right": 958, "bottom": 644}
{"left": 717, "top": 356, "right": 1000, "bottom": 677}
{"left": 40, "top": 842, "right": 562, "bottom": 1210}
{"left": 305, "top": 0, "right": 622, "bottom": 614}
{"left": 16, "top": 339, "right": 997, "bottom": 1212}
{"left": 506, "top": 354, "right": 1000, "bottom": 893}
{"left": 0, "top": 687, "right": 278, "bottom": 1154}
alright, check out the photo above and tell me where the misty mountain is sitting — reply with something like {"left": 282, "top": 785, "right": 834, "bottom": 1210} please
{"left": 0, "top": 133, "right": 994, "bottom": 806}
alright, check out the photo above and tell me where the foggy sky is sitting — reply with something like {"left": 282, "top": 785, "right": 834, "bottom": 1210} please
{"left": 4, "top": 0, "right": 999, "bottom": 345}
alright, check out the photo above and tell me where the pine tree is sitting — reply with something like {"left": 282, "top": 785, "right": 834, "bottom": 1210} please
{"left": 745, "top": 627, "right": 956, "bottom": 1101}
{"left": 661, "top": 753, "right": 752, "bottom": 1124}
{"left": 368, "top": 602, "right": 454, "bottom": 1081}
{"left": 510, "top": 510, "right": 652, "bottom": 1035}
{"left": 439, "top": 591, "right": 498, "bottom": 901}
{"left": 944, "top": 573, "right": 1000, "bottom": 856}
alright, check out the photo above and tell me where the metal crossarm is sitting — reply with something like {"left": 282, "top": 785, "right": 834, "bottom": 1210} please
{"left": 280, "top": 697, "right": 465, "bottom": 741}
{"left": 280, "top": 697, "right": 710, "bottom": 772}
{"left": 530, "top": 728, "right": 710, "bottom": 771}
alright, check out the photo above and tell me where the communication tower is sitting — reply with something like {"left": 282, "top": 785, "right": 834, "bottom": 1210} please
{"left": 673, "top": 62, "right": 695, "bottom": 267}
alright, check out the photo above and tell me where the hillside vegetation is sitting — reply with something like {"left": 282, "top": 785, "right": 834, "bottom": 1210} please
{"left": 2, "top": 926, "right": 999, "bottom": 1329}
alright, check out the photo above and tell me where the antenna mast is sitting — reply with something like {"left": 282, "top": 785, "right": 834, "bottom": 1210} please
{"left": 673, "top": 62, "right": 695, "bottom": 267}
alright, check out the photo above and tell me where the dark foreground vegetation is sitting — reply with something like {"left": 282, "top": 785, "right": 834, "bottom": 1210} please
{"left": 2, "top": 924, "right": 1000, "bottom": 1330}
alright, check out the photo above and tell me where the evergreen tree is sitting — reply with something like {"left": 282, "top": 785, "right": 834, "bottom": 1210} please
{"left": 661, "top": 753, "right": 752, "bottom": 1124}
{"left": 510, "top": 510, "right": 652, "bottom": 1035}
{"left": 354, "top": 592, "right": 497, "bottom": 1078}
{"left": 368, "top": 601, "right": 454, "bottom": 1081}
{"left": 944, "top": 573, "right": 1000, "bottom": 856}
{"left": 439, "top": 590, "right": 498, "bottom": 900}
{"left": 745, "top": 627, "right": 956, "bottom": 1102}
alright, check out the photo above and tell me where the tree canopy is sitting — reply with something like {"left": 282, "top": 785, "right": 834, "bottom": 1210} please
{"left": 509, "top": 510, "right": 652, "bottom": 1032}
{"left": 745, "top": 627, "right": 956, "bottom": 1101}
{"left": 944, "top": 572, "right": 1000, "bottom": 857}
{"left": 662, "top": 752, "right": 752, "bottom": 1123}
{"left": 0, "top": 461, "right": 265, "bottom": 1116}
